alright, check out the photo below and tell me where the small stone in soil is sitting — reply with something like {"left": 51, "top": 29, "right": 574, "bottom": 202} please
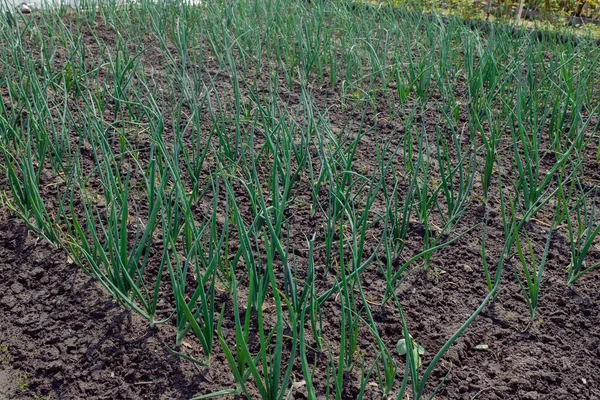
{"left": 17, "top": 3, "right": 32, "bottom": 13}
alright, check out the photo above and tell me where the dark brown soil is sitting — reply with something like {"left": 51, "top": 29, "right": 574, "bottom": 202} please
{"left": 0, "top": 210, "right": 239, "bottom": 399}
{"left": 2, "top": 209, "right": 599, "bottom": 399}
{"left": 1, "top": 9, "right": 599, "bottom": 400}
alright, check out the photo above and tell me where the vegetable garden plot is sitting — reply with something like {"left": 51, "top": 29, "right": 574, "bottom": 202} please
{"left": 0, "top": 1, "right": 599, "bottom": 399}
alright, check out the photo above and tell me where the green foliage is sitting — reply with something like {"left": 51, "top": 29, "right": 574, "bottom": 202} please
{"left": 0, "top": 0, "right": 598, "bottom": 398}
{"left": 394, "top": 0, "right": 600, "bottom": 22}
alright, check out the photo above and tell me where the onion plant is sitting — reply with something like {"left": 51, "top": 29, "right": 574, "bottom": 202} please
{"left": 512, "top": 207, "right": 556, "bottom": 321}
{"left": 564, "top": 188, "right": 600, "bottom": 286}
{"left": 215, "top": 171, "right": 299, "bottom": 399}
{"left": 214, "top": 242, "right": 297, "bottom": 400}
{"left": 66, "top": 143, "right": 167, "bottom": 323}
{"left": 510, "top": 116, "right": 580, "bottom": 222}
{"left": 164, "top": 180, "right": 223, "bottom": 360}
{"left": 1, "top": 140, "right": 61, "bottom": 244}
{"left": 433, "top": 120, "right": 476, "bottom": 232}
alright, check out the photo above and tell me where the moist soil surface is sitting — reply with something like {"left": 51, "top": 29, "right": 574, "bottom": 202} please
{"left": 1, "top": 10, "right": 600, "bottom": 400}
{"left": 0, "top": 210, "right": 235, "bottom": 400}
{"left": 2, "top": 202, "right": 599, "bottom": 400}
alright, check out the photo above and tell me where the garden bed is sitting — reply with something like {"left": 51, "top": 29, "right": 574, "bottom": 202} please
{"left": 1, "top": 2, "right": 599, "bottom": 399}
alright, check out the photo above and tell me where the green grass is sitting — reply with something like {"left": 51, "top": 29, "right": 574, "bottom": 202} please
{"left": 0, "top": 0, "right": 599, "bottom": 398}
